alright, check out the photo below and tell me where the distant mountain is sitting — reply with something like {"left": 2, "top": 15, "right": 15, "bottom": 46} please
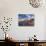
{"left": 19, "top": 14, "right": 34, "bottom": 21}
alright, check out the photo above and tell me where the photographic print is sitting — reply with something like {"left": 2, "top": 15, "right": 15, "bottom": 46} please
{"left": 18, "top": 14, "right": 34, "bottom": 26}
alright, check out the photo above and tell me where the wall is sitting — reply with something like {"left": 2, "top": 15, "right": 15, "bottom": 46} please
{"left": 0, "top": 0, "right": 46, "bottom": 40}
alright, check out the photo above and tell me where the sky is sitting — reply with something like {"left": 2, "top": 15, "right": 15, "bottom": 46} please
{"left": 19, "top": 14, "right": 34, "bottom": 19}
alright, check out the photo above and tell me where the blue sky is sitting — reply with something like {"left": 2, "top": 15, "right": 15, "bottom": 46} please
{"left": 19, "top": 14, "right": 34, "bottom": 19}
